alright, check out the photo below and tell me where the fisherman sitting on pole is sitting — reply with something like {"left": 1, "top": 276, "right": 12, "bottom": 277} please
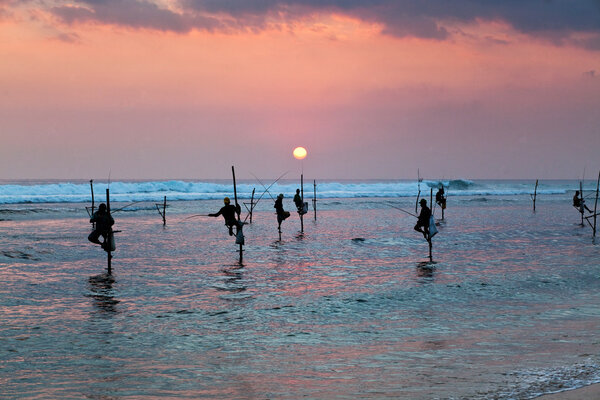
{"left": 414, "top": 199, "right": 432, "bottom": 239}
{"left": 573, "top": 191, "right": 592, "bottom": 213}
{"left": 209, "top": 197, "right": 241, "bottom": 236}
{"left": 293, "top": 188, "right": 307, "bottom": 215}
{"left": 275, "top": 193, "right": 290, "bottom": 230}
{"left": 436, "top": 186, "right": 446, "bottom": 209}
{"left": 88, "top": 203, "right": 114, "bottom": 251}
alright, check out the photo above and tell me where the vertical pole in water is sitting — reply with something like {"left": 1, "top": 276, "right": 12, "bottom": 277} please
{"left": 428, "top": 238, "right": 433, "bottom": 262}
{"left": 580, "top": 181, "right": 584, "bottom": 226}
{"left": 313, "top": 180, "right": 317, "bottom": 221}
{"left": 415, "top": 169, "right": 421, "bottom": 214}
{"left": 430, "top": 188, "right": 433, "bottom": 213}
{"left": 162, "top": 196, "right": 167, "bottom": 226}
{"left": 441, "top": 186, "right": 445, "bottom": 221}
{"left": 232, "top": 166, "right": 243, "bottom": 263}
{"left": 90, "top": 180, "right": 95, "bottom": 228}
{"left": 430, "top": 188, "right": 434, "bottom": 262}
{"left": 249, "top": 188, "right": 255, "bottom": 223}
{"left": 533, "top": 179, "right": 538, "bottom": 212}
{"left": 300, "top": 174, "right": 304, "bottom": 233}
{"left": 593, "top": 171, "right": 599, "bottom": 237}
{"left": 106, "top": 188, "right": 112, "bottom": 275}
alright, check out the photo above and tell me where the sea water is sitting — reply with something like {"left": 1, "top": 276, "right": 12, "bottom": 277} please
{"left": 1, "top": 179, "right": 599, "bottom": 399}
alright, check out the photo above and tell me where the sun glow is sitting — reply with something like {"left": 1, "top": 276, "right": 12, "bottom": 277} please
{"left": 293, "top": 147, "right": 307, "bottom": 160}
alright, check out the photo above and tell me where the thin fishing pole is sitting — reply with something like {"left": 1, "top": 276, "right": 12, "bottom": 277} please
{"left": 110, "top": 200, "right": 146, "bottom": 213}
{"left": 182, "top": 214, "right": 211, "bottom": 221}
{"left": 244, "top": 171, "right": 289, "bottom": 223}
{"left": 387, "top": 202, "right": 418, "bottom": 218}
{"left": 250, "top": 172, "right": 277, "bottom": 202}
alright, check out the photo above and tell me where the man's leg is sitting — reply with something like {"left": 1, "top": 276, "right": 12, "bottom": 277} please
{"left": 88, "top": 230, "right": 102, "bottom": 244}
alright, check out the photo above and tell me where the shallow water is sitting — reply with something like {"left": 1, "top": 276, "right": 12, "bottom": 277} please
{"left": 1, "top": 195, "right": 599, "bottom": 399}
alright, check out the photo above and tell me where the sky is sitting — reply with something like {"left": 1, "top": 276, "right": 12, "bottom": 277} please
{"left": 1, "top": 0, "right": 599, "bottom": 180}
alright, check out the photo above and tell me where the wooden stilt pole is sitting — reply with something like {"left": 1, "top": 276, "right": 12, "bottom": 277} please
{"left": 162, "top": 196, "right": 167, "bottom": 226}
{"left": 415, "top": 169, "right": 421, "bottom": 214}
{"left": 441, "top": 187, "right": 445, "bottom": 221}
{"left": 580, "top": 181, "right": 584, "bottom": 226}
{"left": 232, "top": 166, "right": 243, "bottom": 263}
{"left": 300, "top": 174, "right": 304, "bottom": 233}
{"left": 90, "top": 180, "right": 95, "bottom": 214}
{"left": 428, "top": 238, "right": 432, "bottom": 262}
{"left": 594, "top": 171, "right": 599, "bottom": 237}
{"left": 106, "top": 188, "right": 112, "bottom": 275}
{"left": 313, "top": 179, "right": 317, "bottom": 221}
{"left": 250, "top": 188, "right": 255, "bottom": 223}
{"left": 89, "top": 180, "right": 95, "bottom": 228}
{"left": 532, "top": 179, "right": 538, "bottom": 212}
{"left": 430, "top": 188, "right": 433, "bottom": 214}
{"left": 429, "top": 188, "right": 434, "bottom": 262}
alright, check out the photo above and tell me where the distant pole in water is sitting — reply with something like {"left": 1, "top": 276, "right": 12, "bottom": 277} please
{"left": 232, "top": 166, "right": 243, "bottom": 263}
{"left": 155, "top": 196, "right": 167, "bottom": 226}
{"left": 300, "top": 174, "right": 304, "bottom": 233}
{"left": 580, "top": 181, "right": 585, "bottom": 226}
{"left": 593, "top": 171, "right": 599, "bottom": 238}
{"left": 430, "top": 188, "right": 433, "bottom": 214}
{"left": 532, "top": 179, "right": 538, "bottom": 212}
{"left": 428, "top": 238, "right": 433, "bottom": 262}
{"left": 244, "top": 188, "right": 256, "bottom": 223}
{"left": 313, "top": 180, "right": 317, "bottom": 221}
{"left": 106, "top": 188, "right": 112, "bottom": 275}
{"left": 415, "top": 169, "right": 422, "bottom": 214}
{"left": 441, "top": 186, "right": 445, "bottom": 221}
{"left": 89, "top": 179, "right": 95, "bottom": 228}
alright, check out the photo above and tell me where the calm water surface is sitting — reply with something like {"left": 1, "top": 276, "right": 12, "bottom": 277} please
{"left": 1, "top": 195, "right": 599, "bottom": 399}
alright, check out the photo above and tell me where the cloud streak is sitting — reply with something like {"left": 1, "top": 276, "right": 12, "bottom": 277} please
{"left": 37, "top": 0, "right": 600, "bottom": 46}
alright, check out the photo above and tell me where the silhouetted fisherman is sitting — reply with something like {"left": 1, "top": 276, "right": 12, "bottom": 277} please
{"left": 436, "top": 186, "right": 446, "bottom": 209}
{"left": 573, "top": 190, "right": 592, "bottom": 213}
{"left": 274, "top": 193, "right": 290, "bottom": 230}
{"left": 209, "top": 197, "right": 241, "bottom": 236}
{"left": 293, "top": 188, "right": 306, "bottom": 215}
{"left": 88, "top": 203, "right": 114, "bottom": 251}
{"left": 414, "top": 198, "right": 432, "bottom": 239}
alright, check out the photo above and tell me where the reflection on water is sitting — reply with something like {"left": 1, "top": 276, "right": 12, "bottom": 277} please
{"left": 1, "top": 197, "right": 600, "bottom": 399}
{"left": 88, "top": 274, "right": 118, "bottom": 314}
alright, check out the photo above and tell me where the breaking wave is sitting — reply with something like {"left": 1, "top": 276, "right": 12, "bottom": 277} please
{"left": 0, "top": 179, "right": 577, "bottom": 204}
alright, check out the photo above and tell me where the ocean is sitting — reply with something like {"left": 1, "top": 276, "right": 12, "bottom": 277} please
{"left": 1, "top": 179, "right": 599, "bottom": 399}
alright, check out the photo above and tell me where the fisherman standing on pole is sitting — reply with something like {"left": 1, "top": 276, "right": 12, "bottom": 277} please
{"left": 88, "top": 203, "right": 114, "bottom": 251}
{"left": 209, "top": 197, "right": 241, "bottom": 236}
{"left": 414, "top": 199, "right": 432, "bottom": 239}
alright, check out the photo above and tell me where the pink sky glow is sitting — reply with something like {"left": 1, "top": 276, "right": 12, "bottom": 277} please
{"left": 1, "top": 1, "right": 599, "bottom": 180}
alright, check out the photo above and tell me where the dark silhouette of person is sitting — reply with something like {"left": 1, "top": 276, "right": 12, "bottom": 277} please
{"left": 293, "top": 188, "right": 306, "bottom": 215}
{"left": 414, "top": 199, "right": 432, "bottom": 239}
{"left": 274, "top": 193, "right": 290, "bottom": 230}
{"left": 88, "top": 203, "right": 114, "bottom": 250}
{"left": 209, "top": 197, "right": 241, "bottom": 236}
{"left": 435, "top": 187, "right": 446, "bottom": 209}
{"left": 573, "top": 191, "right": 592, "bottom": 213}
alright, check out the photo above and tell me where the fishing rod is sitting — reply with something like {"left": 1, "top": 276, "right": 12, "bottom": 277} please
{"left": 182, "top": 214, "right": 211, "bottom": 221}
{"left": 110, "top": 200, "right": 146, "bottom": 214}
{"left": 244, "top": 171, "right": 289, "bottom": 223}
{"left": 387, "top": 201, "right": 418, "bottom": 218}
{"left": 250, "top": 172, "right": 277, "bottom": 202}
{"left": 250, "top": 171, "right": 289, "bottom": 205}
{"left": 182, "top": 172, "right": 289, "bottom": 224}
